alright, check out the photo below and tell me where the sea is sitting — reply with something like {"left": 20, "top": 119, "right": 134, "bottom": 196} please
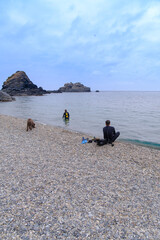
{"left": 0, "top": 91, "right": 160, "bottom": 149}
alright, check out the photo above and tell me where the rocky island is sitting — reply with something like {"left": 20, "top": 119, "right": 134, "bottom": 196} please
{"left": 58, "top": 82, "right": 90, "bottom": 92}
{"left": 1, "top": 71, "right": 91, "bottom": 97}
{"left": 0, "top": 90, "right": 15, "bottom": 102}
{"left": 1, "top": 71, "right": 47, "bottom": 96}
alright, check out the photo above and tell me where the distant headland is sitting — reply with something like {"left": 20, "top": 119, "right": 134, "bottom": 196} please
{"left": 0, "top": 71, "right": 91, "bottom": 101}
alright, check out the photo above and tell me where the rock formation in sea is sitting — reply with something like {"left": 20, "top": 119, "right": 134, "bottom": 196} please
{"left": 58, "top": 82, "right": 91, "bottom": 92}
{"left": 0, "top": 90, "right": 15, "bottom": 102}
{"left": 1, "top": 71, "right": 47, "bottom": 96}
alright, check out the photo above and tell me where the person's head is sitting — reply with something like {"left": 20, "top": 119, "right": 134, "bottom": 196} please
{"left": 65, "top": 109, "right": 67, "bottom": 112}
{"left": 105, "top": 120, "right": 110, "bottom": 126}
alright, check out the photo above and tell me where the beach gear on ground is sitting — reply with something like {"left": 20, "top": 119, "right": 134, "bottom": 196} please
{"left": 81, "top": 137, "right": 114, "bottom": 146}
{"left": 96, "top": 139, "right": 107, "bottom": 146}
{"left": 81, "top": 137, "right": 88, "bottom": 144}
{"left": 96, "top": 139, "right": 114, "bottom": 147}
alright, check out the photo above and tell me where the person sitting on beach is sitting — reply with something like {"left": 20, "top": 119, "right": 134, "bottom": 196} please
{"left": 62, "top": 109, "right": 70, "bottom": 120}
{"left": 103, "top": 120, "right": 120, "bottom": 144}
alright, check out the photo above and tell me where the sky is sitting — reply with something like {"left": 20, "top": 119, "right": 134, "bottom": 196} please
{"left": 0, "top": 0, "right": 160, "bottom": 91}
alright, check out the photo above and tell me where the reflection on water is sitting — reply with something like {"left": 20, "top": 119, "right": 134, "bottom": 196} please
{"left": 0, "top": 92, "right": 160, "bottom": 146}
{"left": 63, "top": 119, "right": 70, "bottom": 126}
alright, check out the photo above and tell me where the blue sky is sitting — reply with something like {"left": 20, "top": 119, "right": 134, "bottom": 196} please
{"left": 0, "top": 0, "right": 160, "bottom": 91}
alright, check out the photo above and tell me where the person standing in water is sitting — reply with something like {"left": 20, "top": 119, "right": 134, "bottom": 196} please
{"left": 62, "top": 109, "right": 70, "bottom": 120}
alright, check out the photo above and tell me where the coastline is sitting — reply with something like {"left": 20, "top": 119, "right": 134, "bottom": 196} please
{"left": 1, "top": 91, "right": 160, "bottom": 147}
{"left": 0, "top": 114, "right": 160, "bottom": 239}
{"left": 120, "top": 138, "right": 160, "bottom": 150}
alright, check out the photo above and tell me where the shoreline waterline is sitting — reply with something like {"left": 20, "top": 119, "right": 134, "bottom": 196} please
{"left": 121, "top": 138, "right": 160, "bottom": 150}
{"left": 0, "top": 91, "right": 160, "bottom": 145}
{"left": 0, "top": 113, "right": 160, "bottom": 239}
{"left": 32, "top": 116, "right": 160, "bottom": 150}
{"left": 1, "top": 113, "right": 160, "bottom": 150}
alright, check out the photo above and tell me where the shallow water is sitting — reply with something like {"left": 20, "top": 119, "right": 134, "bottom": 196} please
{"left": 0, "top": 91, "right": 160, "bottom": 148}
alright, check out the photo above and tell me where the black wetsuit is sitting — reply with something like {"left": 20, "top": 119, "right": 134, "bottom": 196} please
{"left": 103, "top": 126, "right": 120, "bottom": 143}
{"left": 63, "top": 112, "right": 70, "bottom": 120}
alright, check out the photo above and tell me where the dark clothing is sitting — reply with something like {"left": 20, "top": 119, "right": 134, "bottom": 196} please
{"left": 103, "top": 126, "right": 120, "bottom": 143}
{"left": 63, "top": 111, "right": 70, "bottom": 120}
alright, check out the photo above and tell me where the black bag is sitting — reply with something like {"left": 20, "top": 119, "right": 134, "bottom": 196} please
{"left": 97, "top": 139, "right": 107, "bottom": 146}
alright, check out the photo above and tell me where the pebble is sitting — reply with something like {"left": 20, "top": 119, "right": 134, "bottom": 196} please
{"left": 0, "top": 114, "right": 160, "bottom": 239}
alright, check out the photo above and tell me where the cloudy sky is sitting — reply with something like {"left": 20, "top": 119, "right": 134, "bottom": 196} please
{"left": 0, "top": 0, "right": 160, "bottom": 91}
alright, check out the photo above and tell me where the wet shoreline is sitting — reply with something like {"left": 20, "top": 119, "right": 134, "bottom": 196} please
{"left": 0, "top": 114, "right": 160, "bottom": 239}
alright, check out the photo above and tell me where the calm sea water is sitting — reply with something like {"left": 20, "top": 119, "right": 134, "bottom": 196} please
{"left": 0, "top": 91, "right": 160, "bottom": 148}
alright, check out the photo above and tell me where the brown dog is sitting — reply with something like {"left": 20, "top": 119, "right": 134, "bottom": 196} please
{"left": 26, "top": 118, "right": 35, "bottom": 131}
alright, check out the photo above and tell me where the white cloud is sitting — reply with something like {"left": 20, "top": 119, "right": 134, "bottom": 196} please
{"left": 92, "top": 70, "right": 102, "bottom": 75}
{"left": 8, "top": 10, "right": 29, "bottom": 26}
{"left": 132, "top": 3, "right": 160, "bottom": 42}
{"left": 136, "top": 5, "right": 160, "bottom": 26}
{"left": 1, "top": 0, "right": 160, "bottom": 90}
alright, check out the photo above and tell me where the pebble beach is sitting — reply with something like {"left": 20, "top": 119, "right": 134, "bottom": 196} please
{"left": 0, "top": 114, "right": 160, "bottom": 240}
